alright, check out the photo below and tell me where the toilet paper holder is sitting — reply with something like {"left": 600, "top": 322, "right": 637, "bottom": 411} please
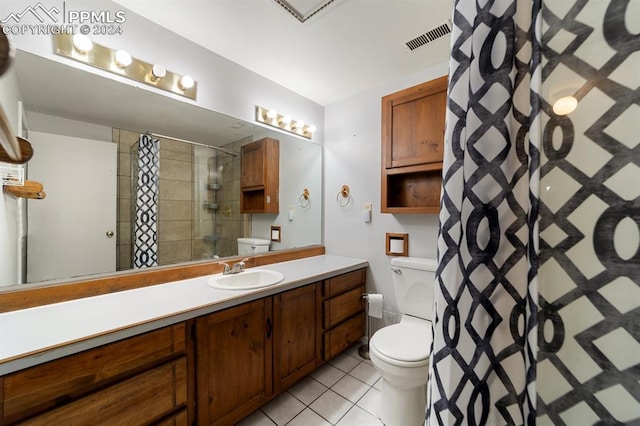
{"left": 359, "top": 293, "right": 384, "bottom": 360}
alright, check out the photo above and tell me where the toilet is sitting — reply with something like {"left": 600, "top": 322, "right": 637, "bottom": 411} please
{"left": 237, "top": 237, "right": 270, "bottom": 255}
{"left": 369, "top": 257, "right": 437, "bottom": 426}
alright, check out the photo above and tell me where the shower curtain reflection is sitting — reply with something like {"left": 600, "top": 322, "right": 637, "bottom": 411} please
{"left": 131, "top": 133, "right": 159, "bottom": 269}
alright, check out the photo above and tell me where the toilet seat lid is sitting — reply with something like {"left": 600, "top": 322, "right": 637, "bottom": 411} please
{"left": 370, "top": 324, "right": 432, "bottom": 362}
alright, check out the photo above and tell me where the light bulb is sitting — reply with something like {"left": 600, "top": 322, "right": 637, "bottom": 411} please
{"left": 114, "top": 50, "right": 132, "bottom": 68}
{"left": 72, "top": 34, "right": 93, "bottom": 54}
{"left": 266, "top": 109, "right": 277, "bottom": 120}
{"left": 553, "top": 95, "right": 578, "bottom": 115}
{"left": 293, "top": 120, "right": 304, "bottom": 130}
{"left": 151, "top": 64, "right": 166, "bottom": 79}
{"left": 179, "top": 75, "right": 195, "bottom": 90}
{"left": 307, "top": 125, "right": 317, "bottom": 133}
{"left": 280, "top": 115, "right": 292, "bottom": 125}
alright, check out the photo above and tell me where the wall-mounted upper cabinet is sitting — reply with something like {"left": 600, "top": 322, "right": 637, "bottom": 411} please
{"left": 381, "top": 76, "right": 448, "bottom": 214}
{"left": 241, "top": 137, "right": 279, "bottom": 214}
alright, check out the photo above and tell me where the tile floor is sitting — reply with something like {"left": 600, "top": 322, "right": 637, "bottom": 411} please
{"left": 237, "top": 343, "right": 386, "bottom": 426}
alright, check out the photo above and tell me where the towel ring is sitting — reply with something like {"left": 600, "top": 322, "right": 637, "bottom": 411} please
{"left": 336, "top": 184, "right": 352, "bottom": 208}
{"left": 299, "top": 188, "right": 311, "bottom": 208}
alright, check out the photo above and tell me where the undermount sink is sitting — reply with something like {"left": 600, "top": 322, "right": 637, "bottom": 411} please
{"left": 206, "top": 269, "right": 285, "bottom": 290}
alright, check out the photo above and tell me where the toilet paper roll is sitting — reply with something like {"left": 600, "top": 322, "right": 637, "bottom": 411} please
{"left": 367, "top": 293, "right": 384, "bottom": 319}
{"left": 389, "top": 238, "right": 405, "bottom": 254}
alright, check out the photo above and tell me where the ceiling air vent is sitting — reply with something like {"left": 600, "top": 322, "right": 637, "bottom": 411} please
{"left": 404, "top": 20, "right": 452, "bottom": 51}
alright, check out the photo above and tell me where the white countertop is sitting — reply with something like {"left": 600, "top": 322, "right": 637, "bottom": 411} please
{"left": 0, "top": 255, "right": 368, "bottom": 375}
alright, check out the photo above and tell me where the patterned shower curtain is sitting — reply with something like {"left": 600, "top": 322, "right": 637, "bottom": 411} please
{"left": 428, "top": 0, "right": 541, "bottom": 424}
{"left": 133, "top": 133, "right": 160, "bottom": 269}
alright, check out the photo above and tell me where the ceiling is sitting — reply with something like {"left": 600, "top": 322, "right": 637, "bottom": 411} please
{"left": 113, "top": 0, "right": 453, "bottom": 106}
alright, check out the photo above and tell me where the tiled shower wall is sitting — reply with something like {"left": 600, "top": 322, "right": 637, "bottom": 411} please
{"left": 192, "top": 139, "right": 248, "bottom": 259}
{"left": 537, "top": 1, "right": 639, "bottom": 424}
{"left": 114, "top": 129, "right": 248, "bottom": 270}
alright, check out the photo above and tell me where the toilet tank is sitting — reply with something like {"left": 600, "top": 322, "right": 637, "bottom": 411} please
{"left": 237, "top": 238, "right": 270, "bottom": 255}
{"left": 391, "top": 257, "right": 437, "bottom": 320}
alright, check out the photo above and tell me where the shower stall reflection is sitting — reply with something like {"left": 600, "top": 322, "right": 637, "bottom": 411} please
{"left": 116, "top": 129, "right": 246, "bottom": 271}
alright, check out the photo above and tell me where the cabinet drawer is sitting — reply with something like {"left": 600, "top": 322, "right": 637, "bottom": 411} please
{"left": 323, "top": 314, "right": 365, "bottom": 360}
{"left": 323, "top": 287, "right": 364, "bottom": 329}
{"left": 323, "top": 269, "right": 365, "bottom": 298}
{"left": 21, "top": 358, "right": 188, "bottom": 425}
{"left": 2, "top": 323, "right": 187, "bottom": 422}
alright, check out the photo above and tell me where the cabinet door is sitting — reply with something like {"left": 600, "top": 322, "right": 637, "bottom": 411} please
{"left": 196, "top": 299, "right": 272, "bottom": 426}
{"left": 240, "top": 141, "right": 265, "bottom": 188}
{"left": 273, "top": 284, "right": 320, "bottom": 393}
{"left": 382, "top": 77, "right": 447, "bottom": 169}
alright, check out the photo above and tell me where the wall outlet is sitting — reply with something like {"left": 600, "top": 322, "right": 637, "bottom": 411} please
{"left": 382, "top": 310, "right": 397, "bottom": 326}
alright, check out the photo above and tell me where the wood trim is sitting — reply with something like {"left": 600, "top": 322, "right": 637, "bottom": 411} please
{"left": 0, "top": 246, "right": 325, "bottom": 313}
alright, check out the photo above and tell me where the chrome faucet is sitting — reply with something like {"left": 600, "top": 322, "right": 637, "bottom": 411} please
{"left": 219, "top": 258, "right": 248, "bottom": 275}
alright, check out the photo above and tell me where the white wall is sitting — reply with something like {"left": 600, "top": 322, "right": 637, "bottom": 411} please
{"left": 0, "top": 66, "right": 22, "bottom": 286}
{"left": 323, "top": 61, "right": 449, "bottom": 326}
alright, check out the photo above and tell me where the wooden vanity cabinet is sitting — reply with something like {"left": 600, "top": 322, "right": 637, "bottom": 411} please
{"left": 0, "top": 322, "right": 194, "bottom": 425}
{"left": 381, "top": 75, "right": 448, "bottom": 213}
{"left": 321, "top": 269, "right": 366, "bottom": 360}
{"left": 240, "top": 137, "right": 279, "bottom": 214}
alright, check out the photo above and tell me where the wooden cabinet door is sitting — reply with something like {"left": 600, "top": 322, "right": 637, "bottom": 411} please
{"left": 273, "top": 284, "right": 320, "bottom": 393}
{"left": 196, "top": 299, "right": 273, "bottom": 426}
{"left": 240, "top": 141, "right": 265, "bottom": 188}
{"left": 382, "top": 76, "right": 447, "bottom": 169}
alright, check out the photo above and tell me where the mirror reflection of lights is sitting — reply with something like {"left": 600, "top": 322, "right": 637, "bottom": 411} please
{"left": 255, "top": 106, "right": 316, "bottom": 140}
{"left": 280, "top": 115, "right": 292, "bottom": 125}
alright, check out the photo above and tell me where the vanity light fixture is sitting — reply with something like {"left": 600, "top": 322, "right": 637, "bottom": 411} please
{"left": 72, "top": 34, "right": 93, "bottom": 54}
{"left": 255, "top": 106, "right": 316, "bottom": 140}
{"left": 114, "top": 50, "right": 132, "bottom": 68}
{"left": 54, "top": 34, "right": 197, "bottom": 100}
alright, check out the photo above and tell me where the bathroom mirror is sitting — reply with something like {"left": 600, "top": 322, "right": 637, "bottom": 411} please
{"left": 3, "top": 50, "right": 322, "bottom": 287}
